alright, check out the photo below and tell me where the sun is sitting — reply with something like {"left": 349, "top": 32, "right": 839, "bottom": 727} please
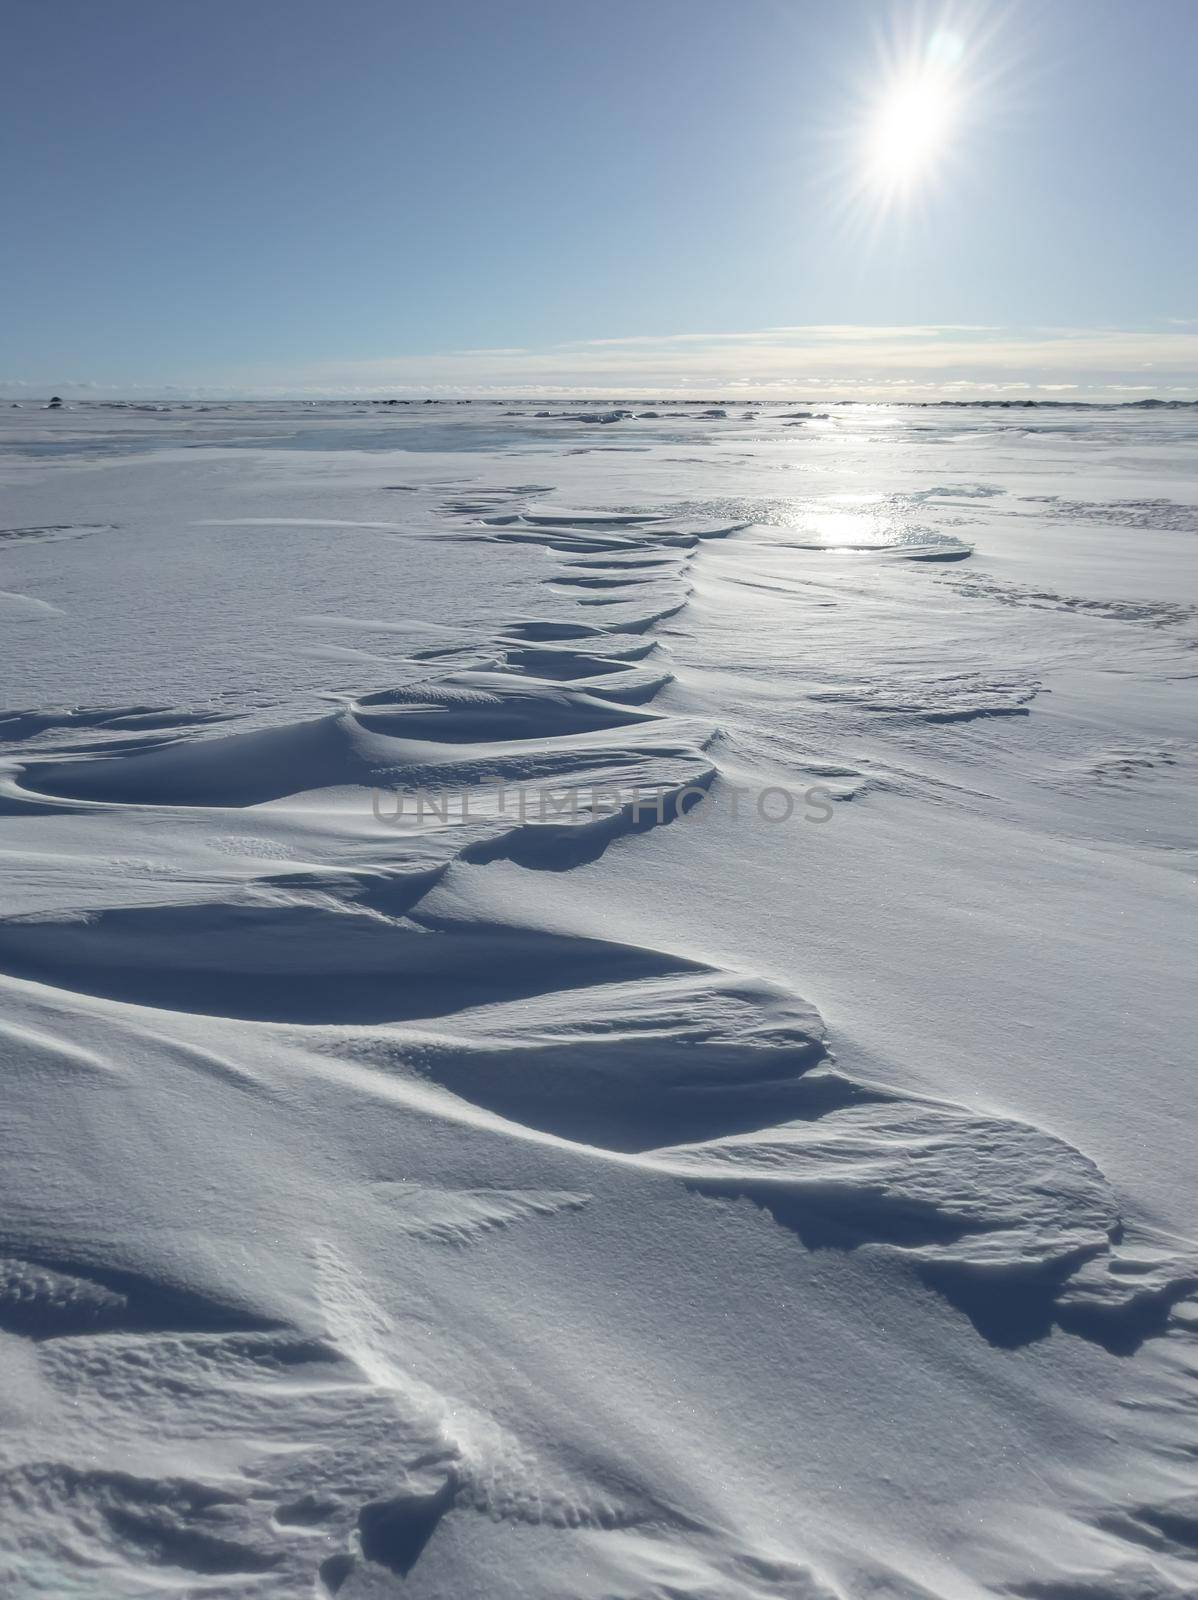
{"left": 868, "top": 72, "right": 956, "bottom": 183}
{"left": 823, "top": 15, "right": 1007, "bottom": 243}
{"left": 861, "top": 31, "right": 966, "bottom": 197}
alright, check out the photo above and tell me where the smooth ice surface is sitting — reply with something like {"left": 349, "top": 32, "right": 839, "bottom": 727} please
{"left": 1, "top": 400, "right": 1196, "bottom": 1598}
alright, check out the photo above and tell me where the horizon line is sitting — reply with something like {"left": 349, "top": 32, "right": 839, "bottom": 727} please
{"left": 8, "top": 392, "right": 1197, "bottom": 408}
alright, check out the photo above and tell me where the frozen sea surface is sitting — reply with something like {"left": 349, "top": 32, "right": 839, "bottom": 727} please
{"left": 0, "top": 400, "right": 1196, "bottom": 1598}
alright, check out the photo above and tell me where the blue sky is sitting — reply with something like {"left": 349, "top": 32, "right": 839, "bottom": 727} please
{"left": 3, "top": 0, "right": 1196, "bottom": 398}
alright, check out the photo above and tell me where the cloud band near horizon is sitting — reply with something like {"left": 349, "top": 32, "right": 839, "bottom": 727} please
{"left": 7, "top": 322, "right": 1198, "bottom": 401}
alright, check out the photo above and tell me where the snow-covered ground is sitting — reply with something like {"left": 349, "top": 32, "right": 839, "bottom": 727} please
{"left": 1, "top": 399, "right": 1195, "bottom": 1599}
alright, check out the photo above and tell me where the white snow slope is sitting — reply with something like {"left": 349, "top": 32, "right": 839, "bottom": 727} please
{"left": 0, "top": 399, "right": 1196, "bottom": 1600}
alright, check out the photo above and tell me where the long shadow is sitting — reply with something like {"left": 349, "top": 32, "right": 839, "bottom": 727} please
{"left": 425, "top": 1047, "right": 876, "bottom": 1155}
{"left": 0, "top": 904, "right": 697, "bottom": 1024}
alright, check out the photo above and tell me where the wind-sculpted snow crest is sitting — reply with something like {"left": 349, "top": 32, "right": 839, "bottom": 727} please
{"left": 651, "top": 1106, "right": 1198, "bottom": 1352}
